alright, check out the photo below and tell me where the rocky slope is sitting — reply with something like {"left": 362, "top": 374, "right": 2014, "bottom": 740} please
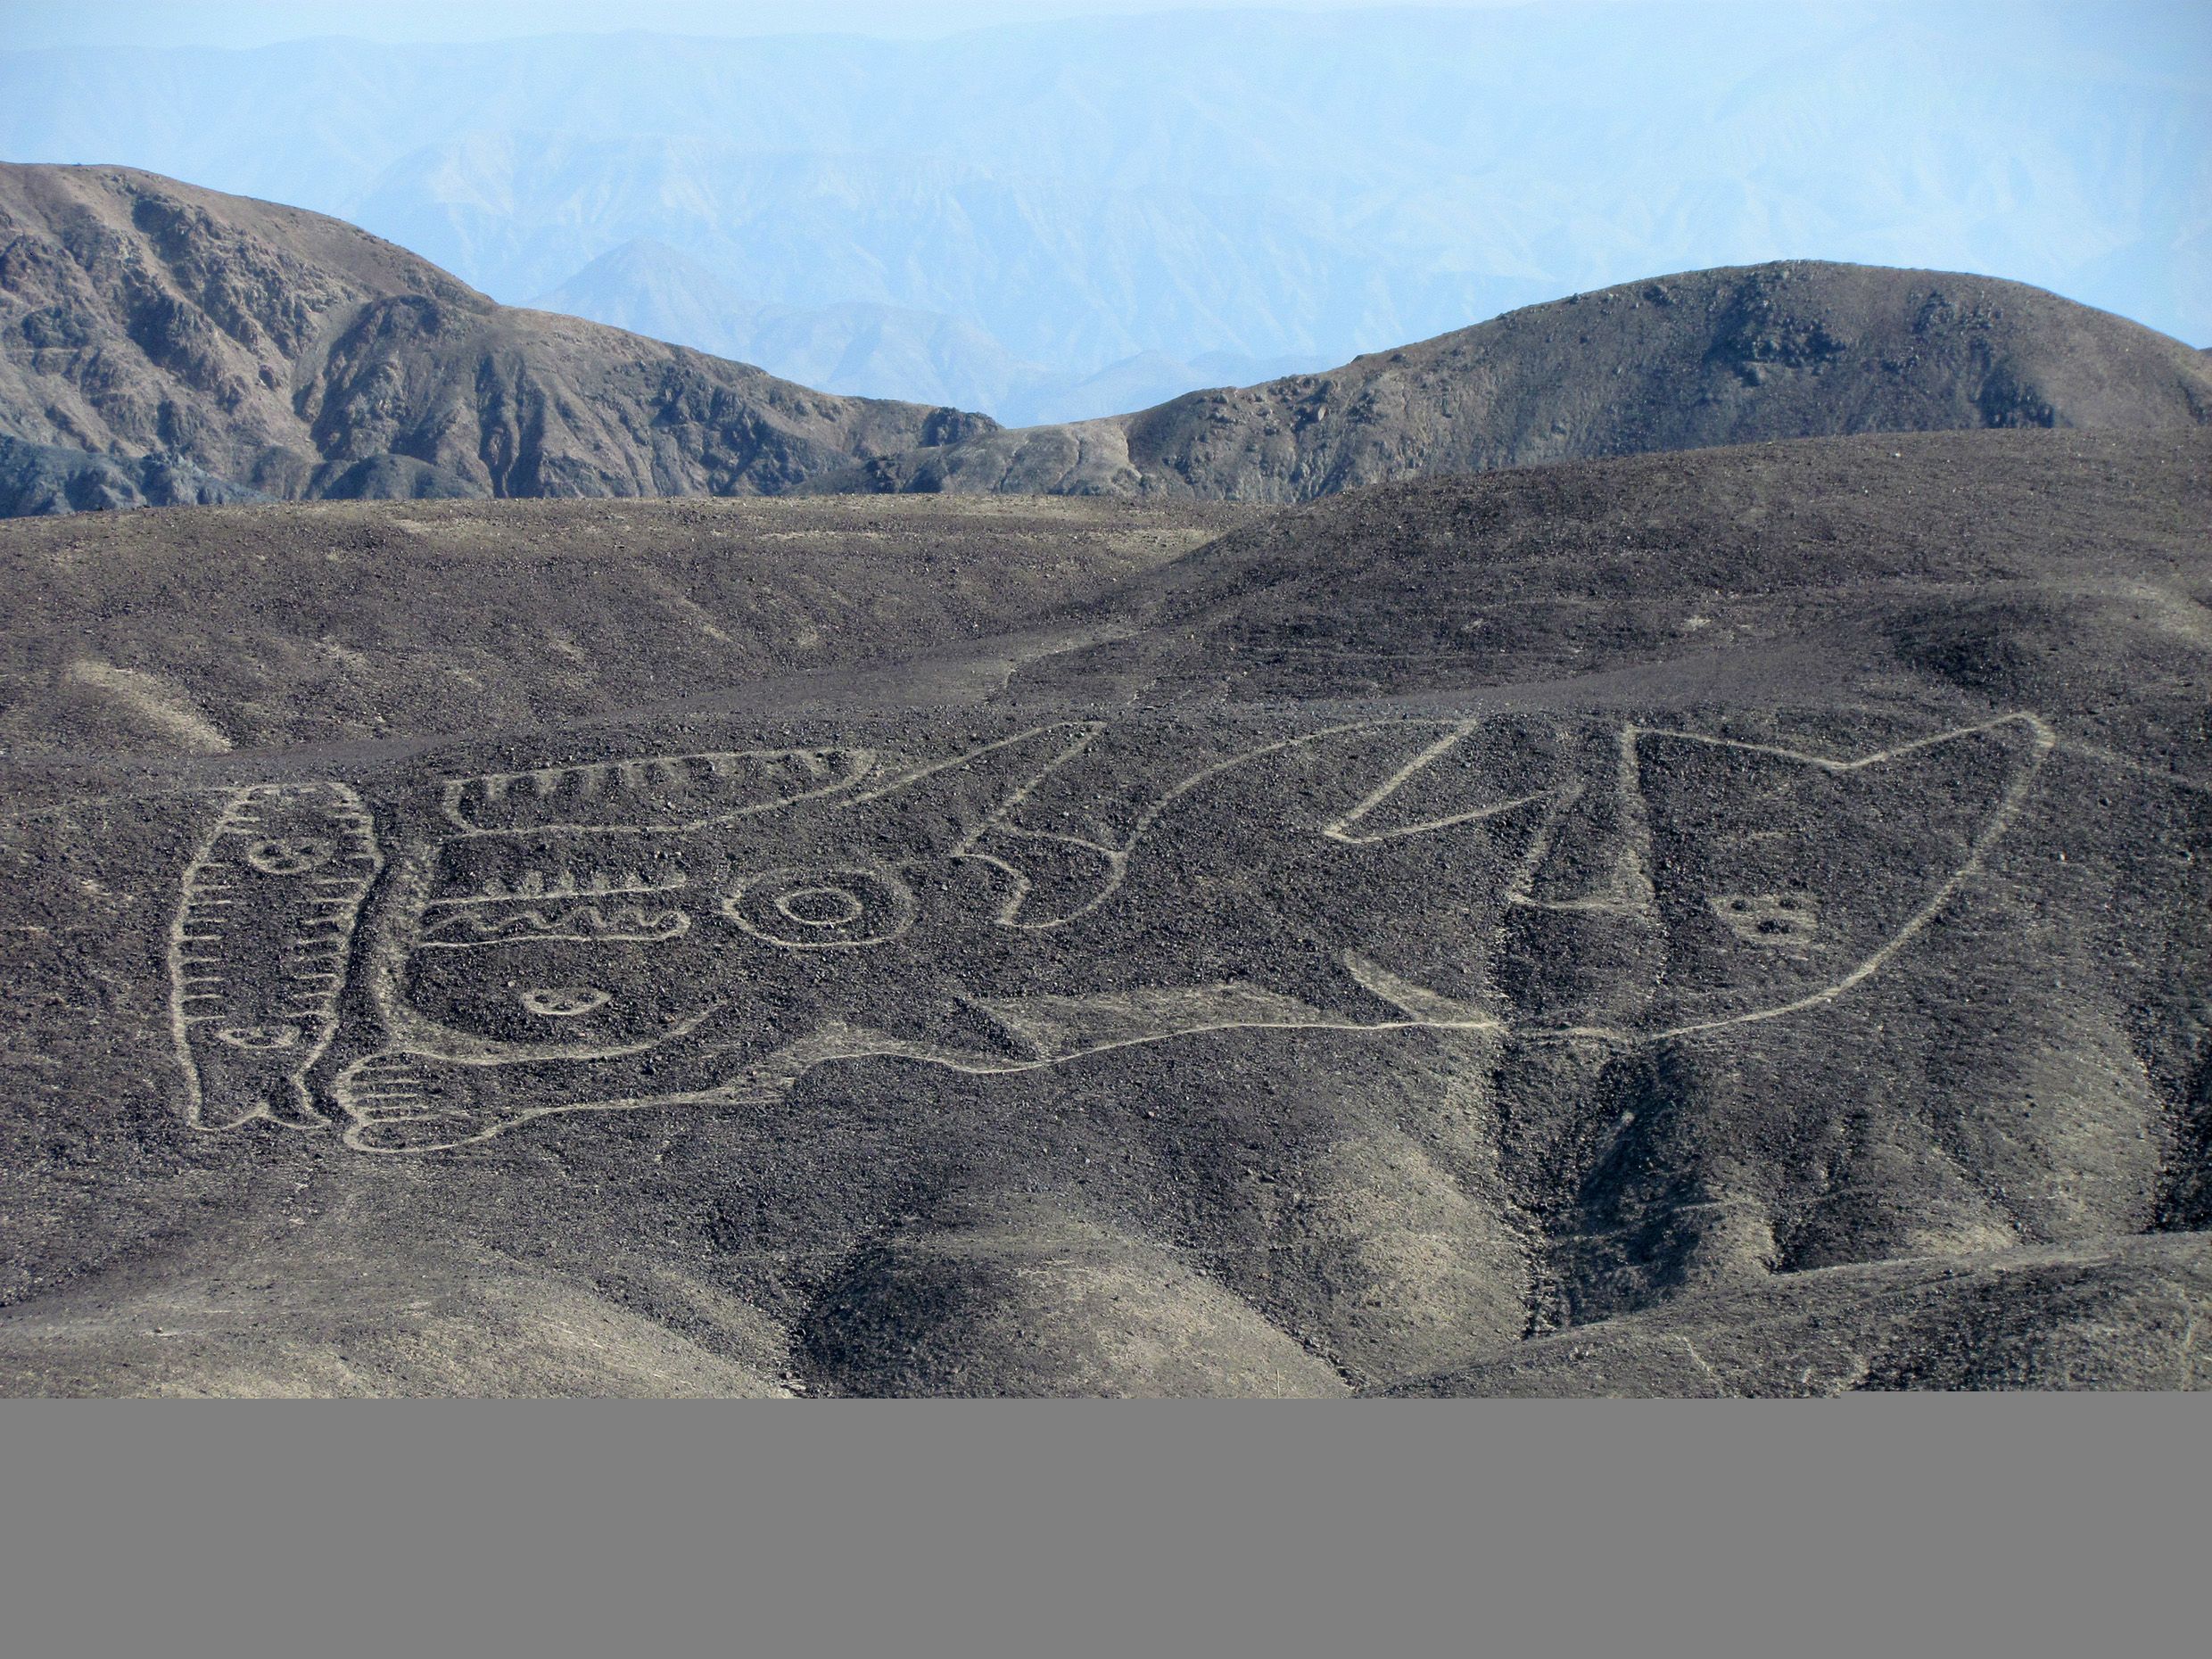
{"left": 825, "top": 262, "right": 2212, "bottom": 501}
{"left": 0, "top": 492, "right": 1252, "bottom": 755}
{"left": 0, "top": 428, "right": 2205, "bottom": 1395}
{"left": 0, "top": 163, "right": 994, "bottom": 514}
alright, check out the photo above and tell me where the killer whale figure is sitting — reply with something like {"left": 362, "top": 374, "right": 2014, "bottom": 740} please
{"left": 169, "top": 711, "right": 2053, "bottom": 1152}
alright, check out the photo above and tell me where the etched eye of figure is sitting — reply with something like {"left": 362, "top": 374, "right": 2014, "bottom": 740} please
{"left": 518, "top": 986, "right": 613, "bottom": 1018}
{"left": 244, "top": 836, "right": 335, "bottom": 875}
{"left": 214, "top": 1024, "right": 302, "bottom": 1050}
{"left": 1708, "top": 891, "right": 1820, "bottom": 945}
{"left": 721, "top": 866, "right": 918, "bottom": 949}
{"left": 776, "top": 886, "right": 867, "bottom": 927}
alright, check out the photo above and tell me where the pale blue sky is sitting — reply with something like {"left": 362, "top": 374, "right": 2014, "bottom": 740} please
{"left": 10, "top": 0, "right": 1550, "bottom": 47}
{"left": 4, "top": 0, "right": 2202, "bottom": 416}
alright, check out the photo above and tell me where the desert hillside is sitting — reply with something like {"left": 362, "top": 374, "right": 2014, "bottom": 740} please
{"left": 827, "top": 261, "right": 2212, "bottom": 500}
{"left": 0, "top": 491, "right": 1253, "bottom": 755}
{"left": 0, "top": 426, "right": 2204, "bottom": 1396}
{"left": 0, "top": 163, "right": 995, "bottom": 514}
{"left": 11, "top": 165, "right": 2208, "bottom": 524}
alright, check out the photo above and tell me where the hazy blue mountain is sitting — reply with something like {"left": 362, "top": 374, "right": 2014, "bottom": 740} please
{"left": 528, "top": 238, "right": 1050, "bottom": 412}
{"left": 1003, "top": 350, "right": 1338, "bottom": 428}
{"left": 530, "top": 238, "right": 1335, "bottom": 421}
{"left": 3, "top": 1, "right": 2202, "bottom": 421}
{"left": 362, "top": 135, "right": 1522, "bottom": 374}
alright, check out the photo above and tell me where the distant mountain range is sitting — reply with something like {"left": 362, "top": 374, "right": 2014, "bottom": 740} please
{"left": 529, "top": 239, "right": 1330, "bottom": 426}
{"left": 2, "top": 2, "right": 2201, "bottom": 418}
{"left": 0, "top": 164, "right": 989, "bottom": 514}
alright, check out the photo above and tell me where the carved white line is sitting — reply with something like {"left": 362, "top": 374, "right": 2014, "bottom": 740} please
{"left": 423, "top": 871, "right": 689, "bottom": 907}
{"left": 440, "top": 747, "right": 879, "bottom": 836}
{"left": 957, "top": 718, "right": 1496, "bottom": 929}
{"left": 414, "top": 905, "right": 692, "bottom": 948}
{"left": 332, "top": 993, "right": 1517, "bottom": 1152}
{"left": 331, "top": 711, "right": 2057, "bottom": 1152}
{"left": 721, "top": 867, "right": 918, "bottom": 950}
{"left": 336, "top": 714, "right": 1570, "bottom": 1150}
{"left": 357, "top": 842, "right": 725, "bottom": 1064}
{"left": 1536, "top": 712, "right": 2056, "bottom": 1044}
{"left": 1321, "top": 720, "right": 1563, "bottom": 846}
{"left": 846, "top": 722, "right": 1103, "bottom": 807}
{"left": 1503, "top": 723, "right": 1655, "bottom": 916}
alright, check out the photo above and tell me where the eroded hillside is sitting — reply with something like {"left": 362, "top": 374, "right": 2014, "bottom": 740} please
{"left": 0, "top": 430, "right": 2204, "bottom": 1396}
{"left": 0, "top": 164, "right": 994, "bottom": 513}
{"left": 828, "top": 262, "right": 2212, "bottom": 500}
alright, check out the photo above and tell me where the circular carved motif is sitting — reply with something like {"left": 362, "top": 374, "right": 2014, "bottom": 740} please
{"left": 722, "top": 866, "right": 917, "bottom": 949}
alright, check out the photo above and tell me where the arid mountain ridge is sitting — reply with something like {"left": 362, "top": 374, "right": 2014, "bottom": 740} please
{"left": 0, "top": 163, "right": 994, "bottom": 516}
{"left": 830, "top": 262, "right": 2212, "bottom": 501}
{"left": 3, "top": 163, "right": 2209, "bottom": 518}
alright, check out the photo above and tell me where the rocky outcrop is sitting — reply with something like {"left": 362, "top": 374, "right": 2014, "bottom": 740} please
{"left": 0, "top": 434, "right": 267, "bottom": 516}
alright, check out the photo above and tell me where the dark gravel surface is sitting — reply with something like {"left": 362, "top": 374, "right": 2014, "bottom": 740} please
{"left": 1, "top": 428, "right": 2205, "bottom": 1395}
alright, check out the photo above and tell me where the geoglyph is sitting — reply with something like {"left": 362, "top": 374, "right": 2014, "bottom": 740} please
{"left": 169, "top": 713, "right": 2053, "bottom": 1151}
